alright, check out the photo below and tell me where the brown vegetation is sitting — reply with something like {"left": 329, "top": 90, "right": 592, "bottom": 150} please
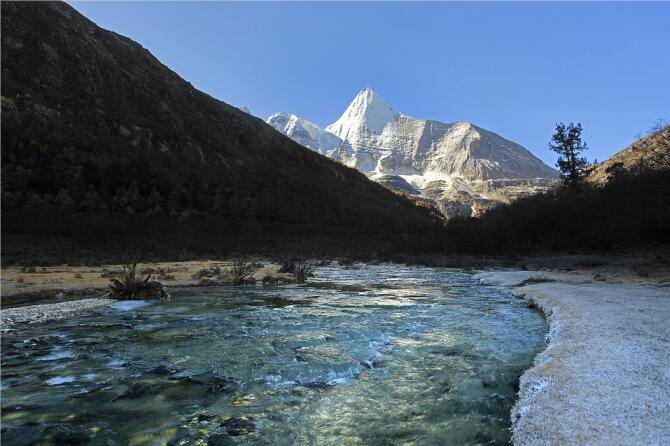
{"left": 229, "top": 259, "right": 257, "bottom": 285}
{"left": 107, "top": 263, "right": 170, "bottom": 300}
{"left": 589, "top": 125, "right": 670, "bottom": 184}
{"left": 277, "top": 254, "right": 320, "bottom": 282}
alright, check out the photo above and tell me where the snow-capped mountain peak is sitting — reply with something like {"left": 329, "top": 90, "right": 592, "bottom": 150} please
{"left": 267, "top": 86, "right": 558, "bottom": 218}
{"left": 326, "top": 86, "right": 400, "bottom": 140}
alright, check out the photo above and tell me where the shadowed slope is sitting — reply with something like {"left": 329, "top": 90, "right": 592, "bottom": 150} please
{"left": 1, "top": 2, "right": 443, "bottom": 262}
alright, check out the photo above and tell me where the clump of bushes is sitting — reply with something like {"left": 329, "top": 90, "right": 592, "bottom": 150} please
{"left": 229, "top": 259, "right": 256, "bottom": 285}
{"left": 195, "top": 259, "right": 258, "bottom": 286}
{"left": 277, "top": 254, "right": 319, "bottom": 283}
{"left": 107, "top": 262, "right": 170, "bottom": 300}
{"left": 192, "top": 265, "right": 222, "bottom": 280}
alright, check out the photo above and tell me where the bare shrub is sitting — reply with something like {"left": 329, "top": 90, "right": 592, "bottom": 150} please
{"left": 107, "top": 262, "right": 170, "bottom": 300}
{"left": 276, "top": 252, "right": 321, "bottom": 283}
{"left": 293, "top": 258, "right": 319, "bottom": 283}
{"left": 277, "top": 255, "right": 297, "bottom": 274}
{"left": 261, "top": 274, "right": 279, "bottom": 285}
{"left": 229, "top": 258, "right": 256, "bottom": 285}
{"left": 192, "top": 265, "right": 222, "bottom": 280}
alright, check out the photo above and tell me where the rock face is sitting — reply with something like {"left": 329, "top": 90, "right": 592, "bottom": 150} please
{"left": 268, "top": 87, "right": 558, "bottom": 217}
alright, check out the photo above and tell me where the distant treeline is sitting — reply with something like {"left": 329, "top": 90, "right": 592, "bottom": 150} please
{"left": 441, "top": 169, "right": 670, "bottom": 255}
{"left": 3, "top": 132, "right": 669, "bottom": 264}
{"left": 4, "top": 168, "right": 669, "bottom": 265}
{"left": 1, "top": 210, "right": 443, "bottom": 265}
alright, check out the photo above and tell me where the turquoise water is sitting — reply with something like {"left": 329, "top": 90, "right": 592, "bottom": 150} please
{"left": 1, "top": 264, "right": 546, "bottom": 445}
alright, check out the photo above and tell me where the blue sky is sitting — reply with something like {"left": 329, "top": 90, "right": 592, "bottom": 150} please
{"left": 70, "top": 1, "right": 669, "bottom": 166}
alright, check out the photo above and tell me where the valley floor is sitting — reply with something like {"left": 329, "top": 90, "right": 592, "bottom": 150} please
{"left": 475, "top": 271, "right": 670, "bottom": 445}
{"left": 2, "top": 256, "right": 670, "bottom": 445}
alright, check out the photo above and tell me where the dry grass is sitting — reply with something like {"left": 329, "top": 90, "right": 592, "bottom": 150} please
{"left": 0, "top": 260, "right": 287, "bottom": 304}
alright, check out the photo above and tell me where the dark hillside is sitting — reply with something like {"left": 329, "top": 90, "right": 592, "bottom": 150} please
{"left": 441, "top": 128, "right": 670, "bottom": 254}
{"left": 1, "top": 2, "right": 442, "bottom": 263}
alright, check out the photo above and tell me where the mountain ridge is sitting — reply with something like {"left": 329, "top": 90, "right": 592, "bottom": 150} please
{"left": 268, "top": 87, "right": 558, "bottom": 217}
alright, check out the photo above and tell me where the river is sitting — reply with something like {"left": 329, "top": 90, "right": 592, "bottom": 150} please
{"left": 1, "top": 264, "right": 546, "bottom": 445}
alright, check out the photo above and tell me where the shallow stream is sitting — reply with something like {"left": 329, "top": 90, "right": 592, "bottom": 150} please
{"left": 1, "top": 264, "right": 546, "bottom": 445}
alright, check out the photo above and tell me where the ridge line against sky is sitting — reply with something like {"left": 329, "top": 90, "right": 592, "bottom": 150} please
{"left": 69, "top": 1, "right": 669, "bottom": 165}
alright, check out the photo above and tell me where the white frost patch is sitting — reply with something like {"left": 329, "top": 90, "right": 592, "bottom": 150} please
{"left": 526, "top": 378, "right": 548, "bottom": 394}
{"left": 503, "top": 273, "right": 670, "bottom": 445}
{"left": 109, "top": 300, "right": 151, "bottom": 311}
{"left": 474, "top": 271, "right": 543, "bottom": 287}
{"left": 474, "top": 270, "right": 591, "bottom": 287}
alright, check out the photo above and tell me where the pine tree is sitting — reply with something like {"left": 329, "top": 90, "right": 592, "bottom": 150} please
{"left": 549, "top": 122, "right": 589, "bottom": 188}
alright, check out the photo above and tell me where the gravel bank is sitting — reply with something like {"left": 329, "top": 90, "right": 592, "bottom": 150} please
{"left": 475, "top": 271, "right": 670, "bottom": 445}
{"left": 1, "top": 298, "right": 114, "bottom": 326}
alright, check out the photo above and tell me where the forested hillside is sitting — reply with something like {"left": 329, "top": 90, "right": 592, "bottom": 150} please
{"left": 1, "top": 2, "right": 442, "bottom": 263}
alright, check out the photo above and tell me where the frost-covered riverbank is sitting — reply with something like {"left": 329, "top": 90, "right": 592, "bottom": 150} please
{"left": 1, "top": 298, "right": 114, "bottom": 326}
{"left": 476, "top": 271, "right": 670, "bottom": 445}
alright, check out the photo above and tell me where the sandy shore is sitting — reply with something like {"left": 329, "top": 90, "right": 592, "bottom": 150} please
{"left": 0, "top": 261, "right": 291, "bottom": 325}
{"left": 0, "top": 261, "right": 222, "bottom": 305}
{"left": 475, "top": 271, "right": 670, "bottom": 445}
{"left": 0, "top": 261, "right": 285, "bottom": 306}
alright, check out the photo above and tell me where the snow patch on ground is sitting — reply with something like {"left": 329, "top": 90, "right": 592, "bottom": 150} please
{"left": 477, "top": 271, "right": 670, "bottom": 445}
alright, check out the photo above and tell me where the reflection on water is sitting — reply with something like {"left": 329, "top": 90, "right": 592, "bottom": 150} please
{"left": 1, "top": 264, "right": 546, "bottom": 445}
